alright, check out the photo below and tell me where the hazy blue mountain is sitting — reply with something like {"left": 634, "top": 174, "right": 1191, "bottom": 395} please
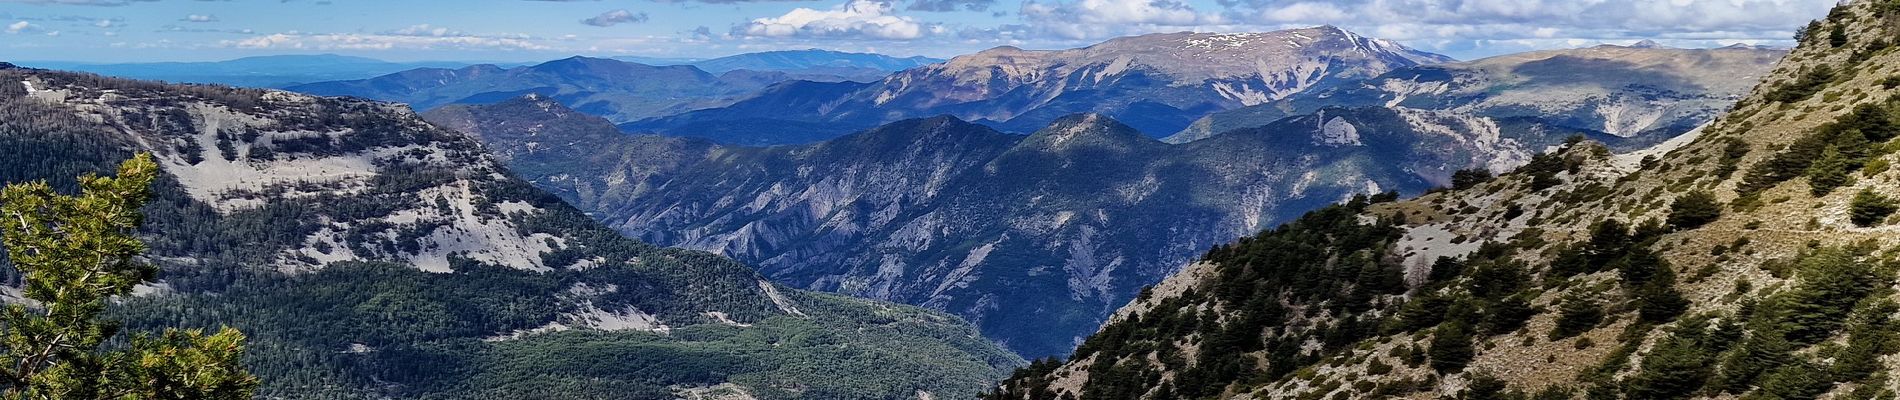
{"left": 15, "top": 54, "right": 486, "bottom": 88}
{"left": 284, "top": 56, "right": 770, "bottom": 123}
{"left": 624, "top": 27, "right": 1455, "bottom": 145}
{"left": 609, "top": 55, "right": 706, "bottom": 65}
{"left": 0, "top": 64, "right": 1021, "bottom": 399}
{"left": 426, "top": 95, "right": 1645, "bottom": 358}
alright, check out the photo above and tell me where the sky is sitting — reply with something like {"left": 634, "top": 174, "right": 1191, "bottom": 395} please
{"left": 0, "top": 0, "right": 1844, "bottom": 63}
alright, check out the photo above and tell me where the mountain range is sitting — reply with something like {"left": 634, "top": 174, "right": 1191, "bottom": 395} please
{"left": 1167, "top": 42, "right": 1787, "bottom": 144}
{"left": 0, "top": 64, "right": 1019, "bottom": 399}
{"left": 422, "top": 45, "right": 1747, "bottom": 359}
{"left": 622, "top": 26, "right": 1456, "bottom": 144}
{"left": 18, "top": 54, "right": 489, "bottom": 88}
{"left": 283, "top": 56, "right": 783, "bottom": 125}
{"left": 992, "top": 0, "right": 1900, "bottom": 398}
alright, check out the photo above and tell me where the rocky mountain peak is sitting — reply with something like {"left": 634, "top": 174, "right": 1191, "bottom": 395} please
{"left": 1015, "top": 114, "right": 1157, "bottom": 153}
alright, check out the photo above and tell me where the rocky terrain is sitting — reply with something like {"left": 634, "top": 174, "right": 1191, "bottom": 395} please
{"left": 623, "top": 26, "right": 1454, "bottom": 144}
{"left": 1167, "top": 42, "right": 1785, "bottom": 145}
{"left": 0, "top": 64, "right": 1020, "bottom": 399}
{"left": 990, "top": 1, "right": 1900, "bottom": 398}
{"left": 426, "top": 91, "right": 1640, "bottom": 358}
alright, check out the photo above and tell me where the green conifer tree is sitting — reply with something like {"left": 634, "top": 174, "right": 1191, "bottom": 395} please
{"left": 1850, "top": 189, "right": 1897, "bottom": 226}
{"left": 1666, "top": 191, "right": 1722, "bottom": 230}
{"left": 0, "top": 154, "right": 257, "bottom": 399}
{"left": 1807, "top": 146, "right": 1850, "bottom": 196}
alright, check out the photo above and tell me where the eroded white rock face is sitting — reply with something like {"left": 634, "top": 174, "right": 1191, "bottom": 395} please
{"left": 17, "top": 75, "right": 585, "bottom": 273}
{"left": 1319, "top": 116, "right": 1361, "bottom": 146}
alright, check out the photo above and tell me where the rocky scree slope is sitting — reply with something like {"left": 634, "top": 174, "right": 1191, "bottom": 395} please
{"left": 989, "top": 1, "right": 1900, "bottom": 399}
{"left": 0, "top": 65, "right": 1021, "bottom": 399}
{"left": 623, "top": 26, "right": 1453, "bottom": 144}
{"left": 427, "top": 92, "right": 1616, "bottom": 359}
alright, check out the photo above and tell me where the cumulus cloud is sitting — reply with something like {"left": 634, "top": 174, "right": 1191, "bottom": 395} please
{"left": 385, "top": 24, "right": 464, "bottom": 36}
{"left": 908, "top": 0, "right": 993, "bottom": 12}
{"left": 1017, "top": 0, "right": 1211, "bottom": 39}
{"left": 739, "top": 0, "right": 931, "bottom": 40}
{"left": 1218, "top": 0, "right": 1834, "bottom": 45}
{"left": 182, "top": 14, "right": 217, "bottom": 22}
{"left": 221, "top": 30, "right": 553, "bottom": 51}
{"left": 582, "top": 9, "right": 648, "bottom": 27}
{"left": 6, "top": 21, "right": 34, "bottom": 34}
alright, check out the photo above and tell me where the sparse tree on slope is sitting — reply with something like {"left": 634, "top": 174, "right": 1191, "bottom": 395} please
{"left": 0, "top": 153, "right": 256, "bottom": 399}
{"left": 1666, "top": 190, "right": 1722, "bottom": 230}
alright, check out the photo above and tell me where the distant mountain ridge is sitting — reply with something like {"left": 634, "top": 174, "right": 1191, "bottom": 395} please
{"left": 16, "top": 54, "right": 484, "bottom": 87}
{"left": 284, "top": 56, "right": 769, "bottom": 124}
{"left": 284, "top": 51, "right": 934, "bottom": 124}
{"left": 624, "top": 26, "right": 1455, "bottom": 144}
{"left": 1167, "top": 42, "right": 1787, "bottom": 144}
{"left": 425, "top": 94, "right": 1636, "bottom": 358}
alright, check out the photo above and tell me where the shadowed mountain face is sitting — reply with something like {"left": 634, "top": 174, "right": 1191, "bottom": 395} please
{"left": 426, "top": 94, "right": 1626, "bottom": 358}
{"left": 0, "top": 65, "right": 1021, "bottom": 399}
{"left": 1167, "top": 44, "right": 1786, "bottom": 144}
{"left": 623, "top": 26, "right": 1454, "bottom": 145}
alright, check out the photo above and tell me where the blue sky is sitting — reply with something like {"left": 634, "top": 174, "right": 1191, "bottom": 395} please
{"left": 0, "top": 0, "right": 1841, "bottom": 63}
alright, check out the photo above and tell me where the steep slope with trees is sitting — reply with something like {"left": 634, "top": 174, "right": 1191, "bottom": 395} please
{"left": 0, "top": 64, "right": 1020, "bottom": 399}
{"left": 426, "top": 95, "right": 1617, "bottom": 359}
{"left": 991, "top": 1, "right": 1900, "bottom": 398}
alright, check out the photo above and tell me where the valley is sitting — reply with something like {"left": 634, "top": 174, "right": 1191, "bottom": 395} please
{"left": 0, "top": 0, "right": 1847, "bottom": 398}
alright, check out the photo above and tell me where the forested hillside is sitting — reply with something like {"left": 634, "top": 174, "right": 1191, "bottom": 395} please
{"left": 0, "top": 64, "right": 1020, "bottom": 399}
{"left": 426, "top": 96, "right": 1625, "bottom": 359}
{"left": 991, "top": 1, "right": 1900, "bottom": 398}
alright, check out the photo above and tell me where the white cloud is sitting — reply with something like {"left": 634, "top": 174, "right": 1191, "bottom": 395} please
{"left": 739, "top": 0, "right": 929, "bottom": 40}
{"left": 6, "top": 21, "right": 34, "bottom": 34}
{"left": 1222, "top": 0, "right": 1834, "bottom": 42}
{"left": 1016, "top": 0, "right": 1214, "bottom": 40}
{"left": 92, "top": 18, "right": 113, "bottom": 28}
{"left": 182, "top": 14, "right": 218, "bottom": 23}
{"left": 582, "top": 9, "right": 648, "bottom": 27}
{"left": 221, "top": 31, "right": 553, "bottom": 51}
{"left": 386, "top": 24, "right": 461, "bottom": 36}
